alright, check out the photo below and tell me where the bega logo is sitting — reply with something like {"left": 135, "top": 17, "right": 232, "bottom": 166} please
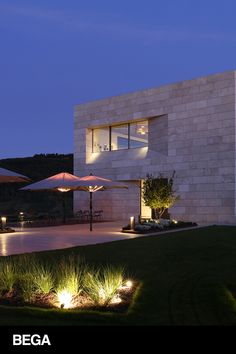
{"left": 13, "top": 334, "right": 51, "bottom": 346}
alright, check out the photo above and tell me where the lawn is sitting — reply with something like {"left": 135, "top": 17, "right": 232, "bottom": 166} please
{"left": 1, "top": 225, "right": 236, "bottom": 326}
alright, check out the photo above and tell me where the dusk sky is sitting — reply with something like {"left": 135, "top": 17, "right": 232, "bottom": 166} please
{"left": 1, "top": 0, "right": 236, "bottom": 159}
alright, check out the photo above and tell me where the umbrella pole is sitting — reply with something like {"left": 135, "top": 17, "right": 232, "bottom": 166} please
{"left": 62, "top": 193, "right": 66, "bottom": 224}
{"left": 89, "top": 191, "right": 93, "bottom": 231}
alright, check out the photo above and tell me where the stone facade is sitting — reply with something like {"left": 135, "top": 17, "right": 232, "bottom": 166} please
{"left": 74, "top": 71, "right": 236, "bottom": 224}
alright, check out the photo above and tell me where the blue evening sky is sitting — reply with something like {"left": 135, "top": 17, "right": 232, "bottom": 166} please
{"left": 0, "top": 0, "right": 236, "bottom": 158}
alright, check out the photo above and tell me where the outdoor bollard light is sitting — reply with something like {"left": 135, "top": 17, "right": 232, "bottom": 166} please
{"left": 1, "top": 216, "right": 7, "bottom": 230}
{"left": 130, "top": 216, "right": 135, "bottom": 230}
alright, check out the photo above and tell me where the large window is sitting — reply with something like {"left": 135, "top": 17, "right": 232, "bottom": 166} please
{"left": 92, "top": 120, "right": 148, "bottom": 152}
{"left": 93, "top": 127, "right": 110, "bottom": 152}
{"left": 130, "top": 121, "right": 148, "bottom": 148}
{"left": 111, "top": 124, "right": 129, "bottom": 150}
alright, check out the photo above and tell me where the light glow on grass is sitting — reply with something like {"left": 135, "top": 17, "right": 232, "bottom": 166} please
{"left": 125, "top": 280, "right": 133, "bottom": 289}
{"left": 110, "top": 294, "right": 122, "bottom": 304}
{"left": 84, "top": 267, "right": 124, "bottom": 306}
{"left": 98, "top": 287, "right": 106, "bottom": 303}
{"left": 55, "top": 255, "right": 83, "bottom": 308}
{"left": 172, "top": 219, "right": 178, "bottom": 224}
{"left": 57, "top": 289, "right": 74, "bottom": 309}
{"left": 119, "top": 280, "right": 133, "bottom": 291}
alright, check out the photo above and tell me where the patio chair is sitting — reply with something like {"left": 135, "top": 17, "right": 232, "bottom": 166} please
{"left": 93, "top": 210, "right": 103, "bottom": 221}
{"left": 74, "top": 210, "right": 83, "bottom": 223}
{"left": 82, "top": 210, "right": 89, "bottom": 222}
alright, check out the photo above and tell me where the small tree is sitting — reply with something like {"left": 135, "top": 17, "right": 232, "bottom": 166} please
{"left": 142, "top": 172, "right": 179, "bottom": 219}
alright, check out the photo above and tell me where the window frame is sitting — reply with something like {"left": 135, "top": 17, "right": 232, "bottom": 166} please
{"left": 92, "top": 121, "right": 148, "bottom": 153}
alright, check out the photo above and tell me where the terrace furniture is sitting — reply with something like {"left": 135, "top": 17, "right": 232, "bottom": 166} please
{"left": 74, "top": 210, "right": 83, "bottom": 223}
{"left": 82, "top": 210, "right": 89, "bottom": 221}
{"left": 93, "top": 210, "right": 103, "bottom": 221}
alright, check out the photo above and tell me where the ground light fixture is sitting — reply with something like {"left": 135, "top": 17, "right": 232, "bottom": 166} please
{"left": 130, "top": 216, "right": 135, "bottom": 230}
{"left": 119, "top": 280, "right": 133, "bottom": 291}
{"left": 125, "top": 280, "right": 133, "bottom": 289}
{"left": 57, "top": 290, "right": 74, "bottom": 309}
{"left": 110, "top": 295, "right": 122, "bottom": 304}
{"left": 1, "top": 216, "right": 7, "bottom": 230}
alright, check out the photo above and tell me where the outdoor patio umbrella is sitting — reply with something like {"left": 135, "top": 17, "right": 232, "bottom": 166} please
{"left": 0, "top": 167, "right": 29, "bottom": 231}
{"left": 0, "top": 167, "right": 29, "bottom": 183}
{"left": 20, "top": 172, "right": 81, "bottom": 223}
{"left": 70, "top": 174, "right": 128, "bottom": 231}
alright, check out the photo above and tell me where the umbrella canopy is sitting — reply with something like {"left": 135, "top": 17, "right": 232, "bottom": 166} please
{"left": 20, "top": 172, "right": 81, "bottom": 223}
{"left": 71, "top": 174, "right": 127, "bottom": 192}
{"left": 0, "top": 167, "right": 29, "bottom": 183}
{"left": 70, "top": 174, "right": 128, "bottom": 231}
{"left": 20, "top": 172, "right": 81, "bottom": 191}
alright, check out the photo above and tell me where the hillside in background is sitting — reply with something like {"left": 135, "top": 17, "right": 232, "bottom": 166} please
{"left": 0, "top": 154, "right": 73, "bottom": 218}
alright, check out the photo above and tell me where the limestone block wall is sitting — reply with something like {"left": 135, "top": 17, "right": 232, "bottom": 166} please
{"left": 149, "top": 115, "right": 168, "bottom": 155}
{"left": 74, "top": 71, "right": 236, "bottom": 224}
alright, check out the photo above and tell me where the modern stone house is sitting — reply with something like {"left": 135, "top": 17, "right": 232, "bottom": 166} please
{"left": 74, "top": 70, "right": 236, "bottom": 224}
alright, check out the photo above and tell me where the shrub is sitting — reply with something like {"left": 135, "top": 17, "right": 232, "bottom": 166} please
{"left": 134, "top": 224, "right": 152, "bottom": 232}
{"left": 142, "top": 172, "right": 179, "bottom": 219}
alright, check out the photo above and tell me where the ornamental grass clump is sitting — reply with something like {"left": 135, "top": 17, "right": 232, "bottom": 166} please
{"left": 17, "top": 273, "right": 36, "bottom": 303}
{"left": 84, "top": 266, "right": 124, "bottom": 306}
{"left": 32, "top": 264, "right": 54, "bottom": 295}
{"left": 0, "top": 258, "right": 16, "bottom": 294}
{"left": 14, "top": 255, "right": 53, "bottom": 296}
{"left": 3, "top": 255, "right": 54, "bottom": 302}
{"left": 54, "top": 256, "right": 84, "bottom": 308}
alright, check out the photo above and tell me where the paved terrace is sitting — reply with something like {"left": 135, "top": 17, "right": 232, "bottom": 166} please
{"left": 0, "top": 221, "right": 134, "bottom": 256}
{"left": 0, "top": 221, "right": 206, "bottom": 256}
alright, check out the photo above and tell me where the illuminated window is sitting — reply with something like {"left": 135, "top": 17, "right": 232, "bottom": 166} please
{"left": 111, "top": 124, "right": 129, "bottom": 150}
{"left": 92, "top": 120, "right": 148, "bottom": 152}
{"left": 130, "top": 121, "right": 148, "bottom": 148}
{"left": 93, "top": 127, "right": 110, "bottom": 152}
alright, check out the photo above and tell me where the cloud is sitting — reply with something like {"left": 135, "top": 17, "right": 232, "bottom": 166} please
{"left": 0, "top": 3, "right": 235, "bottom": 43}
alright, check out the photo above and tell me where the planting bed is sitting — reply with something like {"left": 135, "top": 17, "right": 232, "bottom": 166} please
{"left": 122, "top": 220, "right": 197, "bottom": 234}
{"left": 0, "top": 255, "right": 136, "bottom": 313}
{"left": 0, "top": 228, "right": 15, "bottom": 234}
